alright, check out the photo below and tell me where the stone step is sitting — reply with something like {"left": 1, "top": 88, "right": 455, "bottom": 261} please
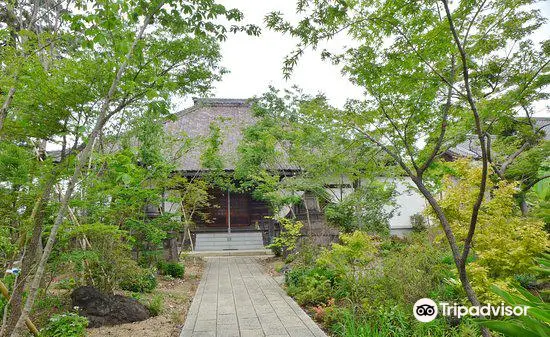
{"left": 195, "top": 232, "right": 264, "bottom": 251}
{"left": 188, "top": 249, "right": 273, "bottom": 257}
{"left": 197, "top": 232, "right": 263, "bottom": 238}
{"left": 195, "top": 243, "right": 264, "bottom": 250}
{"left": 196, "top": 243, "right": 265, "bottom": 249}
{"left": 195, "top": 237, "right": 261, "bottom": 242}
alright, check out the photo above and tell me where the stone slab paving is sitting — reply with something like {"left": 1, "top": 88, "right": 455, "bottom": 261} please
{"left": 180, "top": 257, "right": 328, "bottom": 337}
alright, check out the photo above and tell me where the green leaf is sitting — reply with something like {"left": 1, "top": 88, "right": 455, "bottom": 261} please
{"left": 477, "top": 320, "right": 542, "bottom": 337}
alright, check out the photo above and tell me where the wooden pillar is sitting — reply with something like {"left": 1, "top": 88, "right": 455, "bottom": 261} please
{"left": 227, "top": 188, "right": 231, "bottom": 234}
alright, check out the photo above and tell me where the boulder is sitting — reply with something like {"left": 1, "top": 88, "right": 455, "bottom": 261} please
{"left": 71, "top": 286, "right": 150, "bottom": 327}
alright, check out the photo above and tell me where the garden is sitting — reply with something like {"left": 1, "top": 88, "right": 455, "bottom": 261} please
{"left": 249, "top": 91, "right": 549, "bottom": 336}
{"left": 262, "top": 160, "right": 549, "bottom": 337}
{"left": 1, "top": 0, "right": 549, "bottom": 336}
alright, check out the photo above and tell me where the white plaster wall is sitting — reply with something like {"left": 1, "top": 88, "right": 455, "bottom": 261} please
{"left": 325, "top": 186, "right": 355, "bottom": 203}
{"left": 383, "top": 177, "right": 426, "bottom": 230}
{"left": 324, "top": 176, "right": 426, "bottom": 233}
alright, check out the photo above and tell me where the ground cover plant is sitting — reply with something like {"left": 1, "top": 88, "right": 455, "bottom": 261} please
{"left": 281, "top": 224, "right": 547, "bottom": 336}
{"left": 266, "top": 4, "right": 550, "bottom": 337}
{"left": 281, "top": 230, "right": 474, "bottom": 336}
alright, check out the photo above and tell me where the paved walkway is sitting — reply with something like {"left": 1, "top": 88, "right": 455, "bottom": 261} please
{"left": 180, "top": 257, "right": 328, "bottom": 337}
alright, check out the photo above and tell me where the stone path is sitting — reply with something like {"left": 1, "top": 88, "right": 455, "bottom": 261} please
{"left": 180, "top": 257, "right": 328, "bottom": 337}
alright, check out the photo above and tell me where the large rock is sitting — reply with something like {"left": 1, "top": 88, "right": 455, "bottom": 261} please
{"left": 71, "top": 286, "right": 150, "bottom": 327}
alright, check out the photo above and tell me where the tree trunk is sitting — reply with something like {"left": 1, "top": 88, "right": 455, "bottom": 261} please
{"left": 412, "top": 178, "right": 487, "bottom": 336}
{"left": 0, "top": 87, "right": 16, "bottom": 134}
{"left": 165, "top": 233, "right": 179, "bottom": 262}
{"left": 519, "top": 194, "right": 529, "bottom": 216}
{"left": 1, "top": 170, "right": 57, "bottom": 337}
{"left": 8, "top": 8, "right": 161, "bottom": 334}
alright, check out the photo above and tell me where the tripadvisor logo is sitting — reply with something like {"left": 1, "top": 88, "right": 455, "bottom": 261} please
{"left": 413, "top": 298, "right": 530, "bottom": 322}
{"left": 413, "top": 298, "right": 438, "bottom": 322}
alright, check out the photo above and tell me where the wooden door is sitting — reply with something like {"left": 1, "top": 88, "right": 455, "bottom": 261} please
{"left": 207, "top": 189, "right": 227, "bottom": 228}
{"left": 230, "top": 193, "right": 250, "bottom": 227}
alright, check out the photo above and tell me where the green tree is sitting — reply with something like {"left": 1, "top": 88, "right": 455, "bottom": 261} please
{"left": 0, "top": 0, "right": 259, "bottom": 335}
{"left": 266, "top": 2, "right": 549, "bottom": 333}
{"left": 235, "top": 88, "right": 395, "bottom": 233}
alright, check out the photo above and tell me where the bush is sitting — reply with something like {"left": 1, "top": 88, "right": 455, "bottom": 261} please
{"left": 288, "top": 239, "right": 322, "bottom": 266}
{"left": 330, "top": 306, "right": 479, "bottom": 337}
{"left": 119, "top": 267, "right": 157, "bottom": 293}
{"left": 378, "top": 237, "right": 450, "bottom": 306}
{"left": 55, "top": 278, "right": 77, "bottom": 291}
{"left": 56, "top": 223, "right": 138, "bottom": 293}
{"left": 434, "top": 162, "right": 549, "bottom": 302}
{"left": 478, "top": 284, "right": 550, "bottom": 337}
{"left": 283, "top": 229, "right": 482, "bottom": 336}
{"left": 410, "top": 213, "right": 427, "bottom": 232}
{"left": 514, "top": 273, "right": 538, "bottom": 289}
{"left": 157, "top": 261, "right": 185, "bottom": 278}
{"left": 268, "top": 218, "right": 303, "bottom": 257}
{"left": 147, "top": 294, "right": 163, "bottom": 316}
{"left": 41, "top": 313, "right": 88, "bottom": 337}
{"left": 317, "top": 231, "right": 377, "bottom": 276}
{"left": 285, "top": 231, "right": 381, "bottom": 306}
{"left": 285, "top": 265, "right": 336, "bottom": 306}
{"left": 330, "top": 306, "right": 409, "bottom": 337}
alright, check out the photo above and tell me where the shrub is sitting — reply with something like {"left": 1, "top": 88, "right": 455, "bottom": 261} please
{"left": 410, "top": 213, "right": 427, "bottom": 232}
{"left": 514, "top": 273, "right": 538, "bottom": 289}
{"left": 119, "top": 267, "right": 157, "bottom": 293}
{"left": 317, "top": 231, "right": 377, "bottom": 276}
{"left": 434, "top": 162, "right": 549, "bottom": 301}
{"left": 331, "top": 306, "right": 409, "bottom": 337}
{"left": 157, "top": 261, "right": 185, "bottom": 278}
{"left": 283, "top": 229, "right": 483, "bottom": 336}
{"left": 285, "top": 231, "right": 381, "bottom": 306}
{"left": 56, "top": 223, "right": 138, "bottom": 293}
{"left": 379, "top": 238, "right": 450, "bottom": 306}
{"left": 268, "top": 218, "right": 303, "bottom": 257}
{"left": 330, "top": 306, "right": 479, "bottom": 337}
{"left": 55, "top": 278, "right": 77, "bottom": 291}
{"left": 34, "top": 294, "right": 66, "bottom": 311}
{"left": 285, "top": 266, "right": 336, "bottom": 306}
{"left": 478, "top": 285, "right": 550, "bottom": 337}
{"left": 289, "top": 239, "right": 322, "bottom": 266}
{"left": 147, "top": 295, "right": 163, "bottom": 316}
{"left": 41, "top": 313, "right": 88, "bottom": 337}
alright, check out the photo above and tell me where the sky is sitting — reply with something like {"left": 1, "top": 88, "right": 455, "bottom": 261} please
{"left": 174, "top": 0, "right": 363, "bottom": 110}
{"left": 175, "top": 0, "right": 550, "bottom": 117}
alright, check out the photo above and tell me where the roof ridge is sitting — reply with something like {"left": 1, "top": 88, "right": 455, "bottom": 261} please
{"left": 192, "top": 97, "right": 254, "bottom": 107}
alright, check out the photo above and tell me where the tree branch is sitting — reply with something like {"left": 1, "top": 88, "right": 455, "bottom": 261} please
{"left": 522, "top": 174, "right": 550, "bottom": 193}
{"left": 497, "top": 141, "right": 530, "bottom": 177}
{"left": 418, "top": 55, "right": 455, "bottom": 176}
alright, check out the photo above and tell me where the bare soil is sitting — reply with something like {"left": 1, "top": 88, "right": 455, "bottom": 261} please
{"left": 257, "top": 255, "right": 284, "bottom": 277}
{"left": 86, "top": 257, "right": 204, "bottom": 337}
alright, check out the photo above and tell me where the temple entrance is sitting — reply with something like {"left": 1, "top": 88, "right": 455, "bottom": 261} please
{"left": 203, "top": 188, "right": 269, "bottom": 232}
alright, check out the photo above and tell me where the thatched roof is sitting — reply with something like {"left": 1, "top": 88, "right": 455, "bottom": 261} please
{"left": 165, "top": 97, "right": 298, "bottom": 172}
